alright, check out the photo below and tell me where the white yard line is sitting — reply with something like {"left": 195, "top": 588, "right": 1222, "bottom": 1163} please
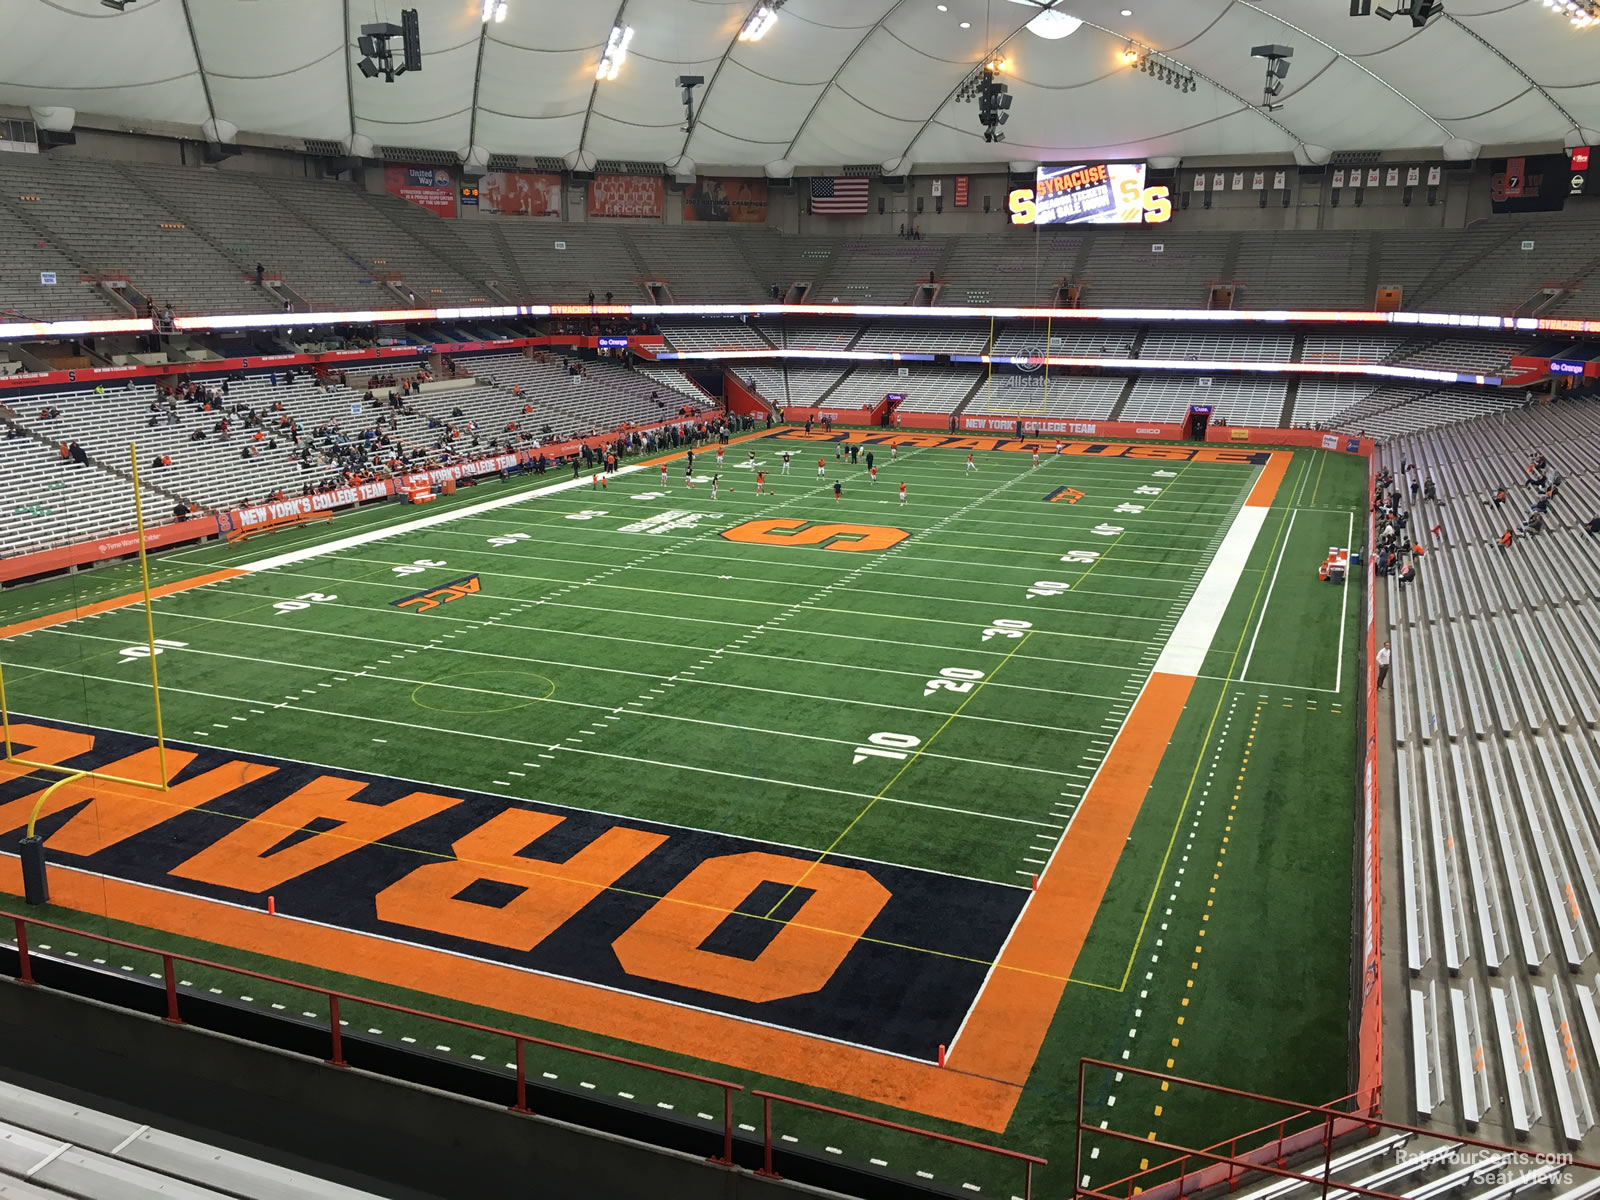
{"left": 1235, "top": 509, "right": 1295, "bottom": 683}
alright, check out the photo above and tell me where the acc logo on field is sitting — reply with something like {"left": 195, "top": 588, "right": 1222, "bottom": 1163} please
{"left": 721, "top": 519, "right": 909, "bottom": 552}
{"left": 393, "top": 574, "right": 481, "bottom": 612}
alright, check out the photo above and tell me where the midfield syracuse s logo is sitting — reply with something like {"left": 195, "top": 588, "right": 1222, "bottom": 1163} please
{"left": 720, "top": 519, "right": 909, "bottom": 552}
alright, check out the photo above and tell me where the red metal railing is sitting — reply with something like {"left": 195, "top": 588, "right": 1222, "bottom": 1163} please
{"left": 7, "top": 912, "right": 741, "bottom": 1166}
{"left": 3, "top": 911, "right": 1047, "bottom": 1193}
{"left": 1075, "top": 1059, "right": 1598, "bottom": 1200}
{"left": 752, "top": 1090, "right": 1047, "bottom": 1200}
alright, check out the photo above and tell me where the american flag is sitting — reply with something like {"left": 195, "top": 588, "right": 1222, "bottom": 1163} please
{"left": 809, "top": 176, "right": 870, "bottom": 215}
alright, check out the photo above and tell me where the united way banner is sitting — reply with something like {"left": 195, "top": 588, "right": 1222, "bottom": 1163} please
{"left": 384, "top": 165, "right": 455, "bottom": 217}
{"left": 682, "top": 177, "right": 769, "bottom": 223}
{"left": 481, "top": 171, "right": 563, "bottom": 217}
{"left": 588, "top": 174, "right": 664, "bottom": 218}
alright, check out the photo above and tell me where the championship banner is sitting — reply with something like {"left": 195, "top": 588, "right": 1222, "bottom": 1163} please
{"left": 1273, "top": 170, "right": 1286, "bottom": 190}
{"left": 1231, "top": 171, "right": 1244, "bottom": 190}
{"left": 1405, "top": 166, "right": 1420, "bottom": 187}
{"left": 682, "top": 177, "right": 769, "bottom": 223}
{"left": 1193, "top": 172, "right": 1207, "bottom": 191}
{"left": 1211, "top": 172, "right": 1225, "bottom": 192}
{"left": 1251, "top": 171, "right": 1264, "bottom": 190}
{"left": 1385, "top": 167, "right": 1400, "bottom": 187}
{"left": 481, "top": 171, "right": 563, "bottom": 217}
{"left": 384, "top": 165, "right": 455, "bottom": 217}
{"left": 954, "top": 175, "right": 969, "bottom": 207}
{"left": 588, "top": 173, "right": 664, "bottom": 218}
{"left": 1427, "top": 165, "right": 1441, "bottom": 186}
{"left": 1365, "top": 168, "right": 1380, "bottom": 188}
{"left": 1332, "top": 169, "right": 1345, "bottom": 189}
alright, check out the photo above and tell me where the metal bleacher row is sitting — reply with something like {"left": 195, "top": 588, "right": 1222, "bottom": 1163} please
{"left": 0, "top": 351, "right": 716, "bottom": 556}
{"left": 1380, "top": 401, "right": 1600, "bottom": 1149}
{"left": 652, "top": 318, "right": 1535, "bottom": 432}
{"left": 12, "top": 155, "right": 1600, "bottom": 316}
{"left": 0, "top": 1077, "right": 382, "bottom": 1199}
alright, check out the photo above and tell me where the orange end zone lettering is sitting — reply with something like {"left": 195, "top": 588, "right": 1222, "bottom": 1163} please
{"left": 375, "top": 809, "right": 666, "bottom": 952}
{"left": 0, "top": 715, "right": 1029, "bottom": 1125}
{"left": 721, "top": 519, "right": 909, "bottom": 552}
{"left": 612, "top": 852, "right": 890, "bottom": 1003}
{"left": 171, "top": 778, "right": 460, "bottom": 893}
{"left": 0, "top": 723, "right": 96, "bottom": 787}
{"left": 0, "top": 747, "right": 276, "bottom": 856}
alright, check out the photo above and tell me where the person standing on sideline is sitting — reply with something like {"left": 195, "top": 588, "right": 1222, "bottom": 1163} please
{"left": 1376, "top": 641, "right": 1391, "bottom": 689}
{"left": 865, "top": 449, "right": 874, "bottom": 471}
{"left": 898, "top": 481, "right": 907, "bottom": 506}
{"left": 966, "top": 453, "right": 977, "bottom": 473}
{"left": 781, "top": 451, "right": 791, "bottom": 474}
{"left": 817, "top": 456, "right": 826, "bottom": 479}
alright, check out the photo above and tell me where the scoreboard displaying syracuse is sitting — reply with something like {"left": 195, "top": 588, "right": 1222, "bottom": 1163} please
{"left": 1009, "top": 162, "right": 1172, "bottom": 226}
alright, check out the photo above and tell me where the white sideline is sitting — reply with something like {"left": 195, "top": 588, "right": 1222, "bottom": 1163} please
{"left": 1151, "top": 505, "right": 1268, "bottom": 678}
{"left": 237, "top": 465, "right": 648, "bottom": 574}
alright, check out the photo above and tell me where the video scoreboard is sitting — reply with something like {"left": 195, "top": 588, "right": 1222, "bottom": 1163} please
{"left": 1009, "top": 162, "right": 1172, "bottom": 226}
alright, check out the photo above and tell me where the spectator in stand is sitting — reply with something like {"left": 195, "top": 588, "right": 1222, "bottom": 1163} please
{"left": 255, "top": 262, "right": 265, "bottom": 285}
{"left": 1376, "top": 641, "right": 1391, "bottom": 689}
{"left": 68, "top": 441, "right": 88, "bottom": 466}
{"left": 1584, "top": 516, "right": 1600, "bottom": 536}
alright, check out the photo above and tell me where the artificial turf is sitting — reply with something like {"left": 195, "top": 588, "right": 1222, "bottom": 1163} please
{"left": 0, "top": 428, "right": 1366, "bottom": 1198}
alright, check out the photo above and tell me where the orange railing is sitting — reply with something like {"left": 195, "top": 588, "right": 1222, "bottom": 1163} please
{"left": 2, "top": 910, "right": 1044, "bottom": 1194}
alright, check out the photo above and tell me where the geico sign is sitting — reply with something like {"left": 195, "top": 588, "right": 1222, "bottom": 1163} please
{"left": 1008, "top": 184, "right": 1172, "bottom": 226}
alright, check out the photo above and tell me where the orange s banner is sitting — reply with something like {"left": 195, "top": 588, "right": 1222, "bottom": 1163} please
{"left": 721, "top": 519, "right": 909, "bottom": 552}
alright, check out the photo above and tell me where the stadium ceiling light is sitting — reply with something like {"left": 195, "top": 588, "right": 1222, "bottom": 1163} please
{"left": 1362, "top": 0, "right": 1443, "bottom": 26}
{"left": 597, "top": 24, "right": 634, "bottom": 80}
{"left": 739, "top": 2, "right": 784, "bottom": 40}
{"left": 1547, "top": 0, "right": 1600, "bottom": 25}
{"left": 100, "top": 0, "right": 138, "bottom": 10}
{"left": 1123, "top": 39, "right": 1195, "bottom": 93}
{"left": 1007, "top": 0, "right": 1083, "bottom": 39}
{"left": 480, "top": 0, "right": 506, "bottom": 22}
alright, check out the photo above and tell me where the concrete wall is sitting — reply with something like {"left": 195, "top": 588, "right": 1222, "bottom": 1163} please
{"left": 0, "top": 976, "right": 844, "bottom": 1200}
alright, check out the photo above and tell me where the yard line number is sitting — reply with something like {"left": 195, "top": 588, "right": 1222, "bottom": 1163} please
{"left": 852, "top": 731, "right": 921, "bottom": 766}
{"left": 274, "top": 591, "right": 337, "bottom": 616}
{"left": 924, "top": 666, "right": 985, "bottom": 696}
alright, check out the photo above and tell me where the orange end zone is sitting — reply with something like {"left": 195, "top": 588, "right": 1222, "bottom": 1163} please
{"left": 0, "top": 568, "right": 247, "bottom": 640}
{"left": 0, "top": 855, "right": 1022, "bottom": 1130}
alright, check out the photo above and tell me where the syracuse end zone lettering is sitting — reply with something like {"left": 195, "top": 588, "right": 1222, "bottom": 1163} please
{"left": 721, "top": 519, "right": 910, "bottom": 552}
{"left": 0, "top": 717, "right": 1024, "bottom": 1061}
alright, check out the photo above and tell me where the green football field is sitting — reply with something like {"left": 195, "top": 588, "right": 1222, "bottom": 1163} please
{"left": 0, "top": 428, "right": 1366, "bottom": 1198}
